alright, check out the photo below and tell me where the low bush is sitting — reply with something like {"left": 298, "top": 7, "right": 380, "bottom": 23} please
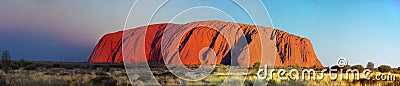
{"left": 252, "top": 62, "right": 261, "bottom": 69}
{"left": 366, "top": 62, "right": 374, "bottom": 69}
{"left": 10, "top": 64, "right": 19, "bottom": 70}
{"left": 101, "top": 65, "right": 110, "bottom": 72}
{"left": 62, "top": 64, "right": 76, "bottom": 69}
{"left": 90, "top": 76, "right": 117, "bottom": 86}
{"left": 24, "top": 64, "right": 37, "bottom": 70}
{"left": 351, "top": 65, "right": 365, "bottom": 72}
{"left": 378, "top": 65, "right": 391, "bottom": 73}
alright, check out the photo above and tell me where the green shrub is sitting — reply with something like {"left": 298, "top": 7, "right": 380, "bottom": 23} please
{"left": 341, "top": 65, "right": 351, "bottom": 73}
{"left": 216, "top": 64, "right": 224, "bottom": 66}
{"left": 10, "top": 64, "right": 19, "bottom": 70}
{"left": 252, "top": 62, "right": 261, "bottom": 69}
{"left": 78, "top": 64, "right": 92, "bottom": 69}
{"left": 101, "top": 65, "right": 110, "bottom": 72}
{"left": 16, "top": 59, "right": 31, "bottom": 68}
{"left": 351, "top": 65, "right": 364, "bottom": 72}
{"left": 0, "top": 74, "right": 5, "bottom": 85}
{"left": 294, "top": 64, "right": 301, "bottom": 69}
{"left": 378, "top": 65, "right": 391, "bottom": 73}
{"left": 394, "top": 67, "right": 400, "bottom": 74}
{"left": 95, "top": 71, "right": 108, "bottom": 76}
{"left": 62, "top": 64, "right": 76, "bottom": 69}
{"left": 90, "top": 76, "right": 117, "bottom": 85}
{"left": 52, "top": 63, "right": 61, "bottom": 68}
{"left": 24, "top": 64, "right": 37, "bottom": 70}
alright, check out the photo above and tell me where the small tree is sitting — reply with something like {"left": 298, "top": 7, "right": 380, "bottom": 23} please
{"left": 395, "top": 67, "right": 400, "bottom": 74}
{"left": 252, "top": 62, "right": 261, "bottom": 69}
{"left": 378, "top": 65, "right": 391, "bottom": 73}
{"left": 17, "top": 58, "right": 27, "bottom": 68}
{"left": 2, "top": 50, "right": 11, "bottom": 73}
{"left": 366, "top": 62, "right": 374, "bottom": 69}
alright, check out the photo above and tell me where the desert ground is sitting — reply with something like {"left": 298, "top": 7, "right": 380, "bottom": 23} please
{"left": 0, "top": 61, "right": 399, "bottom": 86}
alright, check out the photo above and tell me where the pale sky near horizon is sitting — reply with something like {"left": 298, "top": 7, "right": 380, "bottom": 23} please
{"left": 0, "top": 0, "right": 399, "bottom": 67}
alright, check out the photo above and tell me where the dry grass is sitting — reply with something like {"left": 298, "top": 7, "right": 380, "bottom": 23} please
{"left": 1, "top": 64, "right": 399, "bottom": 86}
{"left": 0, "top": 68, "right": 130, "bottom": 86}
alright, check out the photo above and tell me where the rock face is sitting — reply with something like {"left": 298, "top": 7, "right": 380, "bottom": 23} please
{"left": 274, "top": 30, "right": 322, "bottom": 68}
{"left": 88, "top": 20, "right": 323, "bottom": 68}
{"left": 88, "top": 31, "right": 123, "bottom": 63}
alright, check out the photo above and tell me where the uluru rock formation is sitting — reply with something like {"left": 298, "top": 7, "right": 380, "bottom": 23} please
{"left": 88, "top": 20, "right": 323, "bottom": 68}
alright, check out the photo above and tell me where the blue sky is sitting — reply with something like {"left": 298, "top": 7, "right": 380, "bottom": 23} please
{"left": 264, "top": 0, "right": 400, "bottom": 67}
{"left": 0, "top": 0, "right": 399, "bottom": 67}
